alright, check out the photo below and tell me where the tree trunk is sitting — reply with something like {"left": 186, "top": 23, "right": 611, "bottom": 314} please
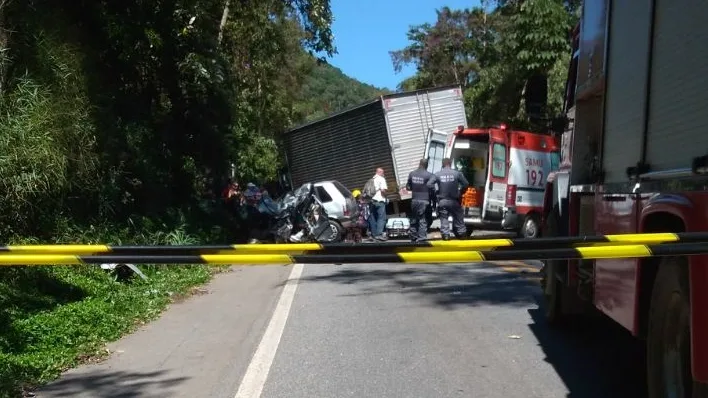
{"left": 217, "top": 0, "right": 231, "bottom": 45}
{"left": 481, "top": 0, "right": 488, "bottom": 49}
{"left": 452, "top": 64, "right": 460, "bottom": 84}
{"left": 0, "top": 0, "right": 11, "bottom": 99}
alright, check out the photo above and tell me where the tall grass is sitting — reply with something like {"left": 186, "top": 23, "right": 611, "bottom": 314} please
{"left": 0, "top": 31, "right": 99, "bottom": 239}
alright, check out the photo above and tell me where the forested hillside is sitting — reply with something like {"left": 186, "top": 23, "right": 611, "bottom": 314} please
{"left": 296, "top": 60, "right": 390, "bottom": 123}
{"left": 390, "top": 0, "right": 580, "bottom": 130}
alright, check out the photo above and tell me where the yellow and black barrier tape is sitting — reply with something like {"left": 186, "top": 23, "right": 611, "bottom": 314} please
{"left": 1, "top": 242, "right": 708, "bottom": 266}
{"left": 0, "top": 232, "right": 705, "bottom": 255}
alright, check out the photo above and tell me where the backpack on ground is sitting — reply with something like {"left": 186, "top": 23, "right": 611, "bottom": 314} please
{"left": 362, "top": 177, "right": 377, "bottom": 199}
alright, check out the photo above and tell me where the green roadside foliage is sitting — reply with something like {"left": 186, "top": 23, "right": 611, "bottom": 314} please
{"left": 0, "top": 222, "right": 223, "bottom": 397}
{"left": 390, "top": 0, "right": 580, "bottom": 130}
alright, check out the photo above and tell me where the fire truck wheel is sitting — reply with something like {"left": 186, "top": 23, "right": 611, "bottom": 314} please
{"left": 520, "top": 214, "right": 541, "bottom": 239}
{"left": 541, "top": 207, "right": 560, "bottom": 323}
{"left": 543, "top": 260, "right": 571, "bottom": 326}
{"left": 542, "top": 263, "right": 562, "bottom": 324}
{"left": 647, "top": 257, "right": 708, "bottom": 398}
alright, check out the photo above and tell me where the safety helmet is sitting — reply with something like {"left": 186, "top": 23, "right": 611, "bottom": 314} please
{"left": 351, "top": 189, "right": 361, "bottom": 198}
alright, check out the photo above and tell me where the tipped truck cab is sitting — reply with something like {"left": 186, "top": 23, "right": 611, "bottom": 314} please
{"left": 444, "top": 124, "right": 560, "bottom": 238}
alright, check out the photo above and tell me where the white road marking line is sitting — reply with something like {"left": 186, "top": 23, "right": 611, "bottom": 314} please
{"left": 234, "top": 263, "right": 304, "bottom": 398}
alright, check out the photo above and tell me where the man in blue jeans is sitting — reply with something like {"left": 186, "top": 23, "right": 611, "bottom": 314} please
{"left": 368, "top": 167, "right": 388, "bottom": 241}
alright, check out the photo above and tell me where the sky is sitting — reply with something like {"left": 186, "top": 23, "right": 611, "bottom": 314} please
{"left": 324, "top": 0, "right": 482, "bottom": 91}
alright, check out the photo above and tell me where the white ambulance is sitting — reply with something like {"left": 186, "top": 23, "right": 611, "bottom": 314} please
{"left": 442, "top": 124, "right": 560, "bottom": 238}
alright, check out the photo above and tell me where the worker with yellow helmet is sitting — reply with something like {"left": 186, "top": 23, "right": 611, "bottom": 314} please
{"left": 350, "top": 188, "right": 371, "bottom": 241}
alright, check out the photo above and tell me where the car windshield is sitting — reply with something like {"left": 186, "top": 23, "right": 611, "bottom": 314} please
{"left": 332, "top": 181, "right": 353, "bottom": 198}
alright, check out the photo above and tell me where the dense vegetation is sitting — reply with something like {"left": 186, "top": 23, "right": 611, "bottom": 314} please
{"left": 390, "top": 0, "right": 580, "bottom": 130}
{"left": 0, "top": 0, "right": 346, "bottom": 395}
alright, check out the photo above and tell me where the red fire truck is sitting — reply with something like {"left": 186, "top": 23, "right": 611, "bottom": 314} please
{"left": 444, "top": 125, "right": 559, "bottom": 238}
{"left": 539, "top": 0, "right": 708, "bottom": 396}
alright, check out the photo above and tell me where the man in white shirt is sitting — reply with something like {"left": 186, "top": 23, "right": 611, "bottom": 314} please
{"left": 369, "top": 168, "right": 388, "bottom": 240}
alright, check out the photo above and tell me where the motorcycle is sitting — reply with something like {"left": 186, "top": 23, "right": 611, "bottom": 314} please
{"left": 254, "top": 182, "right": 341, "bottom": 243}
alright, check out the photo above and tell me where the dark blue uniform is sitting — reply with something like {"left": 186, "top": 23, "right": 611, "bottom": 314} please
{"left": 428, "top": 167, "right": 469, "bottom": 239}
{"left": 406, "top": 167, "right": 435, "bottom": 241}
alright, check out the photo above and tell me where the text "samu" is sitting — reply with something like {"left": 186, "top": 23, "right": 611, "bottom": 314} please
{"left": 525, "top": 158, "right": 543, "bottom": 167}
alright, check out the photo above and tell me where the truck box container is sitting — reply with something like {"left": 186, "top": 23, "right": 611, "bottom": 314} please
{"left": 283, "top": 85, "right": 468, "bottom": 207}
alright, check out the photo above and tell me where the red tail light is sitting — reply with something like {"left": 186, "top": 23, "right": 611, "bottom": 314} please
{"left": 343, "top": 204, "right": 350, "bottom": 217}
{"left": 505, "top": 184, "right": 517, "bottom": 207}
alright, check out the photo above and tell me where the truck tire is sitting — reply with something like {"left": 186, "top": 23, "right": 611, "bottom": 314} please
{"left": 543, "top": 260, "right": 579, "bottom": 327}
{"left": 541, "top": 206, "right": 566, "bottom": 325}
{"left": 543, "top": 264, "right": 563, "bottom": 324}
{"left": 519, "top": 213, "right": 541, "bottom": 239}
{"left": 647, "top": 257, "right": 708, "bottom": 398}
{"left": 540, "top": 204, "right": 584, "bottom": 327}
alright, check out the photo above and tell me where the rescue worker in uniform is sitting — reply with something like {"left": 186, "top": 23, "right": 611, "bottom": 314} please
{"left": 428, "top": 157, "right": 469, "bottom": 240}
{"left": 405, "top": 158, "right": 435, "bottom": 242}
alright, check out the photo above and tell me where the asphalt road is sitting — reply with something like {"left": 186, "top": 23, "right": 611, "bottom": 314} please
{"left": 35, "top": 261, "right": 647, "bottom": 398}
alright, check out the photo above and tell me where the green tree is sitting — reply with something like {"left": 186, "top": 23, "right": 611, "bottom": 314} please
{"left": 390, "top": 6, "right": 497, "bottom": 90}
{"left": 391, "top": 0, "right": 577, "bottom": 129}
{"left": 0, "top": 0, "right": 336, "bottom": 237}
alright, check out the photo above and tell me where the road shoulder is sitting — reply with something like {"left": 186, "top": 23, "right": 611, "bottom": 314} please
{"left": 34, "top": 265, "right": 294, "bottom": 398}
